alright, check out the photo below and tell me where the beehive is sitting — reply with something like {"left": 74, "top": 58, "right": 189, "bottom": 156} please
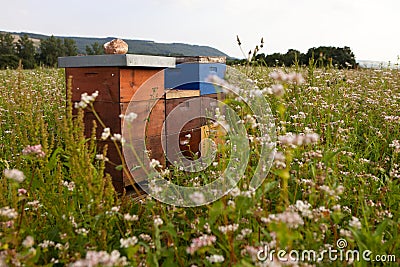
{"left": 58, "top": 54, "right": 175, "bottom": 192}
{"left": 163, "top": 56, "right": 226, "bottom": 168}
{"left": 58, "top": 54, "right": 226, "bottom": 193}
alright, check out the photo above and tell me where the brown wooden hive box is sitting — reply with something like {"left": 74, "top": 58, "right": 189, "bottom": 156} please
{"left": 58, "top": 54, "right": 226, "bottom": 193}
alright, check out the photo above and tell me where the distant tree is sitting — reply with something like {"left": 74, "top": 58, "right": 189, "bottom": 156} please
{"left": 339, "top": 46, "right": 356, "bottom": 68}
{"left": 64, "top": 38, "right": 78, "bottom": 56}
{"left": 265, "top": 53, "right": 285, "bottom": 66}
{"left": 305, "top": 46, "right": 356, "bottom": 68}
{"left": 0, "top": 32, "right": 18, "bottom": 69}
{"left": 85, "top": 42, "right": 103, "bottom": 55}
{"left": 252, "top": 53, "right": 267, "bottom": 65}
{"left": 16, "top": 34, "right": 36, "bottom": 69}
{"left": 39, "top": 35, "right": 65, "bottom": 66}
{"left": 224, "top": 45, "right": 357, "bottom": 69}
{"left": 282, "top": 49, "right": 302, "bottom": 66}
{"left": 0, "top": 32, "right": 15, "bottom": 55}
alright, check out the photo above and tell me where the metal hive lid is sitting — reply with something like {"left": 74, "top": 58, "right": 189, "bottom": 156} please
{"left": 58, "top": 54, "right": 176, "bottom": 68}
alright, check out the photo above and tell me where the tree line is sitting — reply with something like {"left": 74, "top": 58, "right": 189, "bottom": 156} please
{"left": 228, "top": 46, "right": 357, "bottom": 69}
{"left": 0, "top": 32, "right": 105, "bottom": 69}
{"left": 1, "top": 32, "right": 357, "bottom": 69}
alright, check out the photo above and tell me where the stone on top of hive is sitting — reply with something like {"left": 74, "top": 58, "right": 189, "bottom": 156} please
{"left": 103, "top": 39, "right": 128, "bottom": 54}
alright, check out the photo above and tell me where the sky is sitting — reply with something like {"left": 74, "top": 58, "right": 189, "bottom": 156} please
{"left": 1, "top": 0, "right": 399, "bottom": 62}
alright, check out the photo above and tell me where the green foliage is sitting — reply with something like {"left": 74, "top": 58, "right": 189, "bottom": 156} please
{"left": 0, "top": 32, "right": 18, "bottom": 69}
{"left": 232, "top": 46, "right": 357, "bottom": 69}
{"left": 306, "top": 46, "right": 356, "bottom": 68}
{"left": 37, "top": 35, "right": 79, "bottom": 66}
{"left": 63, "top": 38, "right": 78, "bottom": 56}
{"left": 16, "top": 34, "right": 36, "bottom": 69}
{"left": 0, "top": 33, "right": 80, "bottom": 68}
{"left": 0, "top": 54, "right": 19, "bottom": 69}
{"left": 85, "top": 41, "right": 104, "bottom": 55}
{"left": 0, "top": 32, "right": 15, "bottom": 55}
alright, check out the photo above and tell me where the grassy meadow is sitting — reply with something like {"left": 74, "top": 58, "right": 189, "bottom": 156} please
{"left": 0, "top": 64, "right": 399, "bottom": 266}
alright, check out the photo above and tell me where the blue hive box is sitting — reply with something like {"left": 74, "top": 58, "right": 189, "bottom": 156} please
{"left": 164, "top": 56, "right": 226, "bottom": 95}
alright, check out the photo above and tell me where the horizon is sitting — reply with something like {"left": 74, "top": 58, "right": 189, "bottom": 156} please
{"left": 1, "top": 0, "right": 399, "bottom": 63}
{"left": 3, "top": 29, "right": 399, "bottom": 64}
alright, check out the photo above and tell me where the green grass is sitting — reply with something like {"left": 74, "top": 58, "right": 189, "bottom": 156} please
{"left": 0, "top": 66, "right": 399, "bottom": 266}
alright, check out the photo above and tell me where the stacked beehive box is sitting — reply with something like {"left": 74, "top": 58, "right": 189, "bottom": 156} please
{"left": 59, "top": 54, "right": 174, "bottom": 192}
{"left": 58, "top": 54, "right": 226, "bottom": 193}
{"left": 163, "top": 56, "right": 226, "bottom": 165}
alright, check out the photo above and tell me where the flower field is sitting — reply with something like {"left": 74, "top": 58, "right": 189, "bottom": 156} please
{"left": 0, "top": 65, "right": 399, "bottom": 266}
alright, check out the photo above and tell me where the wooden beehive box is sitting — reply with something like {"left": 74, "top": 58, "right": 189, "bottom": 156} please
{"left": 58, "top": 54, "right": 175, "bottom": 192}
{"left": 59, "top": 55, "right": 226, "bottom": 193}
{"left": 163, "top": 56, "right": 226, "bottom": 169}
{"left": 126, "top": 56, "right": 227, "bottom": 188}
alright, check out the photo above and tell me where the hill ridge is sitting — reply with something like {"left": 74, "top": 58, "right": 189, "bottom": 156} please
{"left": 2, "top": 30, "right": 229, "bottom": 57}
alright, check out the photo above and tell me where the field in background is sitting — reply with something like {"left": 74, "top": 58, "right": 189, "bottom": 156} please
{"left": 0, "top": 66, "right": 399, "bottom": 266}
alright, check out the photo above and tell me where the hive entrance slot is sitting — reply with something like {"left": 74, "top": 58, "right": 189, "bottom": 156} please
{"left": 84, "top": 72, "right": 99, "bottom": 77}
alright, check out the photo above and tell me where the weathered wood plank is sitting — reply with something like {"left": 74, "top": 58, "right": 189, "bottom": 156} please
{"left": 165, "top": 89, "right": 200, "bottom": 99}
{"left": 66, "top": 67, "right": 120, "bottom": 102}
{"left": 120, "top": 68, "right": 164, "bottom": 102}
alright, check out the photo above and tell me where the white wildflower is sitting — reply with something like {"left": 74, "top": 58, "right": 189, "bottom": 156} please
{"left": 332, "top": 204, "right": 341, "bottom": 212}
{"left": 294, "top": 200, "right": 313, "bottom": 218}
{"left": 160, "top": 169, "right": 170, "bottom": 176}
{"left": 111, "top": 134, "right": 124, "bottom": 144}
{"left": 154, "top": 216, "right": 163, "bottom": 227}
{"left": 278, "top": 133, "right": 319, "bottom": 147}
{"left": 229, "top": 187, "right": 241, "bottom": 197}
{"left": 62, "top": 180, "right": 75, "bottom": 191}
{"left": 287, "top": 72, "right": 305, "bottom": 84}
{"left": 39, "top": 240, "right": 55, "bottom": 248}
{"left": 349, "top": 216, "right": 362, "bottom": 230}
{"left": 81, "top": 91, "right": 98, "bottom": 104}
{"left": 27, "top": 200, "right": 41, "bottom": 210}
{"left": 75, "top": 228, "right": 90, "bottom": 235}
{"left": 120, "top": 236, "right": 138, "bottom": 248}
{"left": 70, "top": 250, "right": 128, "bottom": 267}
{"left": 111, "top": 206, "right": 120, "bottom": 212}
{"left": 336, "top": 185, "right": 345, "bottom": 195}
{"left": 218, "top": 224, "right": 239, "bottom": 234}
{"left": 139, "top": 234, "right": 152, "bottom": 242}
{"left": 269, "top": 70, "right": 304, "bottom": 84}
{"left": 273, "top": 150, "right": 286, "bottom": 169}
{"left": 4, "top": 169, "right": 25, "bottom": 183}
{"left": 206, "top": 254, "right": 225, "bottom": 263}
{"left": 340, "top": 229, "right": 353, "bottom": 238}
{"left": 123, "top": 214, "right": 139, "bottom": 221}
{"left": 22, "top": 144, "right": 45, "bottom": 158}
{"left": 189, "top": 192, "right": 205, "bottom": 205}
{"left": 74, "top": 101, "right": 87, "bottom": 109}
{"left": 101, "top": 128, "right": 111, "bottom": 140}
{"left": 120, "top": 112, "right": 138, "bottom": 122}
{"left": 265, "top": 211, "right": 304, "bottom": 229}
{"left": 270, "top": 84, "right": 285, "bottom": 97}
{"left": 74, "top": 91, "right": 98, "bottom": 109}
{"left": 95, "top": 154, "right": 109, "bottom": 161}
{"left": 389, "top": 140, "right": 400, "bottom": 153}
{"left": 186, "top": 235, "right": 216, "bottom": 255}
{"left": 269, "top": 70, "right": 287, "bottom": 81}
{"left": 227, "top": 200, "right": 236, "bottom": 208}
{"left": 150, "top": 159, "right": 162, "bottom": 168}
{"left": 0, "top": 206, "right": 18, "bottom": 219}
{"left": 22, "top": 236, "right": 34, "bottom": 248}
